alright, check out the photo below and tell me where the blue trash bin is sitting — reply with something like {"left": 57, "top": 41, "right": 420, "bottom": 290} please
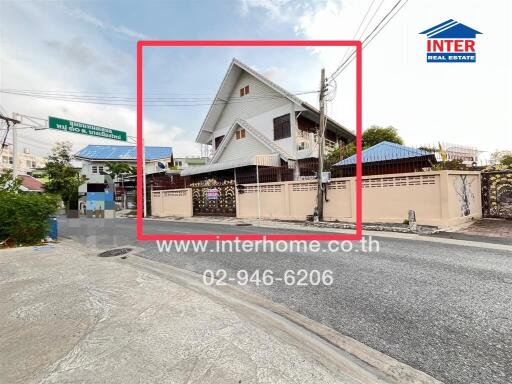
{"left": 47, "top": 217, "right": 58, "bottom": 240}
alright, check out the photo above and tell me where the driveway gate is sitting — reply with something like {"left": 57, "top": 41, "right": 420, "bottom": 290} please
{"left": 481, "top": 170, "right": 512, "bottom": 218}
{"left": 191, "top": 182, "right": 236, "bottom": 216}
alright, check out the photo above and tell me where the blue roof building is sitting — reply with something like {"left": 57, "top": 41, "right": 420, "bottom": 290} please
{"left": 75, "top": 145, "right": 173, "bottom": 161}
{"left": 334, "top": 141, "right": 437, "bottom": 177}
{"left": 419, "top": 19, "right": 482, "bottom": 39}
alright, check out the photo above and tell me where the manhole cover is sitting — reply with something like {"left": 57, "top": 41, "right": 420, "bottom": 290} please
{"left": 98, "top": 248, "right": 133, "bottom": 257}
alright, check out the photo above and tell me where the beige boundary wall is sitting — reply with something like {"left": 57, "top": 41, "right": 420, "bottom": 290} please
{"left": 151, "top": 188, "right": 193, "bottom": 218}
{"left": 236, "top": 171, "right": 482, "bottom": 227}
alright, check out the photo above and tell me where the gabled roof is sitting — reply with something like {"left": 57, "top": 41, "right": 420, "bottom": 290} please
{"left": 210, "top": 119, "right": 294, "bottom": 164}
{"left": 196, "top": 58, "right": 354, "bottom": 144}
{"left": 75, "top": 145, "right": 172, "bottom": 161}
{"left": 334, "top": 141, "right": 435, "bottom": 166}
{"left": 19, "top": 175, "right": 44, "bottom": 192}
{"left": 420, "top": 19, "right": 482, "bottom": 39}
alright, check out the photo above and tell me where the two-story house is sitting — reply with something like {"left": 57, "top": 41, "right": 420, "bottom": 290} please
{"left": 181, "top": 59, "right": 355, "bottom": 183}
{"left": 75, "top": 145, "right": 173, "bottom": 213}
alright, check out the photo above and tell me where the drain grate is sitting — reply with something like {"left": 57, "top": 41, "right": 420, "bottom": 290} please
{"left": 98, "top": 248, "right": 133, "bottom": 257}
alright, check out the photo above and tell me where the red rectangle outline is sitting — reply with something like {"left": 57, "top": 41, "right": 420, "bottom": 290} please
{"left": 136, "top": 40, "right": 362, "bottom": 241}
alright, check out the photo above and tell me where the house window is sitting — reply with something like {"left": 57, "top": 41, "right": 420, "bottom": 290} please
{"left": 92, "top": 165, "right": 98, "bottom": 174}
{"left": 214, "top": 135, "right": 224, "bottom": 149}
{"left": 98, "top": 166, "right": 104, "bottom": 174}
{"left": 235, "top": 129, "right": 246, "bottom": 140}
{"left": 239, "top": 85, "right": 250, "bottom": 97}
{"left": 273, "top": 114, "right": 291, "bottom": 140}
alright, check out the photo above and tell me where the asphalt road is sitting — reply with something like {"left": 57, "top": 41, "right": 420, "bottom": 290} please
{"left": 59, "top": 217, "right": 512, "bottom": 384}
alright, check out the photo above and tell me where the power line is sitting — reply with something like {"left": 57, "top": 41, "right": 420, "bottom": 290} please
{"left": 337, "top": 0, "right": 382, "bottom": 66}
{"left": 1, "top": 88, "right": 314, "bottom": 96}
{"left": 0, "top": 88, "right": 317, "bottom": 100}
{"left": 328, "top": 0, "right": 409, "bottom": 82}
{"left": 0, "top": 89, "right": 319, "bottom": 107}
{"left": 355, "top": 0, "right": 387, "bottom": 46}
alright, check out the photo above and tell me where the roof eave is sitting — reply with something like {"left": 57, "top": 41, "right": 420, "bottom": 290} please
{"left": 301, "top": 102, "right": 355, "bottom": 140}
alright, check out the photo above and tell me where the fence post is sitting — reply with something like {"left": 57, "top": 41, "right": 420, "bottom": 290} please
{"left": 284, "top": 181, "right": 291, "bottom": 219}
{"left": 439, "top": 171, "right": 450, "bottom": 221}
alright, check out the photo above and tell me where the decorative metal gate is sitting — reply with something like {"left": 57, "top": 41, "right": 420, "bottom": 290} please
{"left": 191, "top": 182, "right": 236, "bottom": 216}
{"left": 481, "top": 171, "right": 512, "bottom": 219}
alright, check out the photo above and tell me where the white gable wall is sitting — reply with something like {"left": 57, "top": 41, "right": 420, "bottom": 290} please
{"left": 215, "top": 71, "right": 289, "bottom": 129}
{"left": 212, "top": 71, "right": 301, "bottom": 151}
{"left": 216, "top": 130, "right": 272, "bottom": 163}
{"left": 244, "top": 103, "right": 300, "bottom": 155}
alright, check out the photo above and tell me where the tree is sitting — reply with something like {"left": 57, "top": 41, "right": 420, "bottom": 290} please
{"left": 44, "top": 142, "right": 84, "bottom": 209}
{"left": 362, "top": 125, "right": 403, "bottom": 148}
{"left": 325, "top": 142, "right": 356, "bottom": 166}
{"left": 0, "top": 170, "right": 22, "bottom": 193}
{"left": 105, "top": 162, "right": 136, "bottom": 180}
{"left": 500, "top": 155, "right": 512, "bottom": 167}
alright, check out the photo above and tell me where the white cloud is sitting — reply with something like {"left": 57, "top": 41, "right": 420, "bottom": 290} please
{"left": 239, "top": 0, "right": 292, "bottom": 19}
{"left": 69, "top": 8, "right": 149, "bottom": 40}
{"left": 240, "top": 0, "right": 512, "bottom": 151}
{"left": 0, "top": 2, "right": 201, "bottom": 159}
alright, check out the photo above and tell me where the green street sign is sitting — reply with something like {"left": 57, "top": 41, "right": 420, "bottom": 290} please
{"left": 48, "top": 116, "right": 127, "bottom": 142}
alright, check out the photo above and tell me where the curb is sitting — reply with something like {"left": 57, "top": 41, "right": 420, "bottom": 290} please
{"left": 120, "top": 253, "right": 444, "bottom": 384}
{"left": 132, "top": 216, "right": 512, "bottom": 251}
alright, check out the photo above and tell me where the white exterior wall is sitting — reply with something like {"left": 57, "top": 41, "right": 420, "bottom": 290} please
{"left": 213, "top": 71, "right": 292, "bottom": 145}
{"left": 244, "top": 103, "right": 301, "bottom": 155}
{"left": 79, "top": 159, "right": 166, "bottom": 179}
{"left": 216, "top": 130, "right": 272, "bottom": 163}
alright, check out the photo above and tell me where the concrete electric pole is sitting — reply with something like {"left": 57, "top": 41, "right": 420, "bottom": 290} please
{"left": 0, "top": 113, "right": 21, "bottom": 181}
{"left": 316, "top": 68, "right": 326, "bottom": 221}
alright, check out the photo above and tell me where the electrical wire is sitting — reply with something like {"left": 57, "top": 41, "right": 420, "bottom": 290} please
{"left": 328, "top": 0, "right": 409, "bottom": 82}
{"left": 337, "top": 0, "right": 382, "bottom": 67}
{"left": 0, "top": 89, "right": 318, "bottom": 101}
{"left": 0, "top": 89, "right": 319, "bottom": 107}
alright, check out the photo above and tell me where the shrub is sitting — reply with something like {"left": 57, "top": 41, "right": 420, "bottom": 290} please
{"left": 0, "top": 192, "right": 60, "bottom": 245}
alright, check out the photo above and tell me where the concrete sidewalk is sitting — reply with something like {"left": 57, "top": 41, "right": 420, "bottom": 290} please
{"left": 0, "top": 241, "right": 428, "bottom": 384}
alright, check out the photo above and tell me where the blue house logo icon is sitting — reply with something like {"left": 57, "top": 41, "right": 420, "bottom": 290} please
{"left": 420, "top": 19, "right": 482, "bottom": 63}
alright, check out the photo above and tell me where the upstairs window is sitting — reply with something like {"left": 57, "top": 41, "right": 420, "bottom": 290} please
{"left": 240, "top": 85, "right": 250, "bottom": 97}
{"left": 273, "top": 113, "right": 291, "bottom": 141}
{"left": 235, "top": 129, "right": 246, "bottom": 140}
{"left": 91, "top": 165, "right": 104, "bottom": 174}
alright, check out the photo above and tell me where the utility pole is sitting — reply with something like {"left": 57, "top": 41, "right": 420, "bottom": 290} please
{"left": 0, "top": 113, "right": 20, "bottom": 180}
{"left": 316, "top": 68, "right": 326, "bottom": 221}
{"left": 12, "top": 113, "right": 18, "bottom": 180}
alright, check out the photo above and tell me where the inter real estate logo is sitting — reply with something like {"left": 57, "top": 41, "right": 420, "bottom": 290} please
{"left": 420, "top": 19, "right": 482, "bottom": 63}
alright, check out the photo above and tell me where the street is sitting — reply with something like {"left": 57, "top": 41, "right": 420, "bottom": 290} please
{"left": 59, "top": 217, "right": 512, "bottom": 384}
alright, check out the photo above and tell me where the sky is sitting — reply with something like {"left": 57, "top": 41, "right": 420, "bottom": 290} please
{"left": 0, "top": 0, "right": 510, "bottom": 160}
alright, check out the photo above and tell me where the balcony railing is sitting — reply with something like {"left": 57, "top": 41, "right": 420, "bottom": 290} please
{"left": 296, "top": 131, "right": 337, "bottom": 156}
